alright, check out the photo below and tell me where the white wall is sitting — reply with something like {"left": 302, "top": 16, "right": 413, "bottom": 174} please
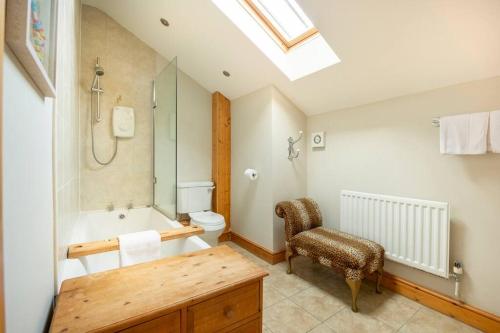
{"left": 231, "top": 86, "right": 307, "bottom": 252}
{"left": 231, "top": 87, "right": 274, "bottom": 250}
{"left": 271, "top": 87, "right": 307, "bottom": 252}
{"left": 177, "top": 70, "right": 212, "bottom": 182}
{"left": 55, "top": 0, "right": 81, "bottom": 291}
{"left": 3, "top": 50, "right": 55, "bottom": 333}
{"left": 307, "top": 76, "right": 500, "bottom": 315}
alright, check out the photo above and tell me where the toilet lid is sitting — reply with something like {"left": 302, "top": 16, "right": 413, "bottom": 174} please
{"left": 189, "top": 211, "right": 225, "bottom": 231}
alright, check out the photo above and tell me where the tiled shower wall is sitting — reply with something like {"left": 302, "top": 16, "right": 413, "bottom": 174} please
{"left": 55, "top": 0, "right": 81, "bottom": 289}
{"left": 79, "top": 5, "right": 167, "bottom": 210}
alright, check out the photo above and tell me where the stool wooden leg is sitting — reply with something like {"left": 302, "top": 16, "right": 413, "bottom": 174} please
{"left": 285, "top": 243, "right": 293, "bottom": 274}
{"left": 345, "top": 279, "right": 361, "bottom": 312}
{"left": 376, "top": 267, "right": 383, "bottom": 294}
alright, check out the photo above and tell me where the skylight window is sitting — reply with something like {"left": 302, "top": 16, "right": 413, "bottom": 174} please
{"left": 243, "top": 0, "right": 319, "bottom": 50}
{"left": 212, "top": 0, "right": 340, "bottom": 80}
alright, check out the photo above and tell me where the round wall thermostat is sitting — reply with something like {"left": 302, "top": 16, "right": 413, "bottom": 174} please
{"left": 311, "top": 132, "right": 325, "bottom": 148}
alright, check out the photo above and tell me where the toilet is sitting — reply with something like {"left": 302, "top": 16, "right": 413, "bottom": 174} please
{"left": 177, "top": 181, "right": 226, "bottom": 246}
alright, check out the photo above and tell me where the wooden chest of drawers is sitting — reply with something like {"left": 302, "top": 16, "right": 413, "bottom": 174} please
{"left": 120, "top": 312, "right": 181, "bottom": 333}
{"left": 50, "top": 246, "right": 267, "bottom": 333}
{"left": 187, "top": 282, "right": 260, "bottom": 332}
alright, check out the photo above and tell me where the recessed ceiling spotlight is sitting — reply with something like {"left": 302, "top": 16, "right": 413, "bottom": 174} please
{"left": 160, "top": 18, "right": 170, "bottom": 27}
{"left": 222, "top": 70, "right": 230, "bottom": 77}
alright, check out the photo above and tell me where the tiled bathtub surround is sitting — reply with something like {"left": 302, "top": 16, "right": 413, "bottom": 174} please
{"left": 79, "top": 5, "right": 167, "bottom": 210}
{"left": 79, "top": 5, "right": 213, "bottom": 210}
{"left": 223, "top": 242, "right": 480, "bottom": 333}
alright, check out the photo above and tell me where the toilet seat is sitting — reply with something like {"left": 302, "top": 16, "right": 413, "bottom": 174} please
{"left": 189, "top": 211, "right": 225, "bottom": 231}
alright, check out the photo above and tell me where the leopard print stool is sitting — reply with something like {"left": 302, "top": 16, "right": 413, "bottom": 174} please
{"left": 275, "top": 198, "right": 385, "bottom": 312}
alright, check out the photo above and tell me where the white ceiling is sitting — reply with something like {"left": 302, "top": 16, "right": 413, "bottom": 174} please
{"left": 83, "top": 0, "right": 500, "bottom": 115}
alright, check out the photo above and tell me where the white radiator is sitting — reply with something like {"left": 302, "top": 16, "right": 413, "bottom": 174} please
{"left": 340, "top": 190, "right": 450, "bottom": 278}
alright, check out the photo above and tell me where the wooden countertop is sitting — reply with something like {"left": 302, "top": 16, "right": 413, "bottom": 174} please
{"left": 50, "top": 245, "right": 268, "bottom": 333}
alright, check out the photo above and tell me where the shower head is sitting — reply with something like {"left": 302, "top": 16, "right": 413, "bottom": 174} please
{"left": 95, "top": 64, "right": 104, "bottom": 76}
{"left": 91, "top": 64, "right": 104, "bottom": 92}
{"left": 91, "top": 57, "right": 104, "bottom": 94}
{"left": 94, "top": 56, "right": 104, "bottom": 76}
{"left": 91, "top": 57, "right": 104, "bottom": 121}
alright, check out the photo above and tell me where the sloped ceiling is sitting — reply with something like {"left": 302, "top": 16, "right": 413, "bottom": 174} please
{"left": 83, "top": 0, "right": 500, "bottom": 115}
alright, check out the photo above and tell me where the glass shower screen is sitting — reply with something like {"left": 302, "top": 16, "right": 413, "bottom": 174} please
{"left": 153, "top": 57, "right": 177, "bottom": 219}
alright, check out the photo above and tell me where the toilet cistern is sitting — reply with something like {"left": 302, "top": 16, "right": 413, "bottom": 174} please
{"left": 177, "top": 181, "right": 226, "bottom": 247}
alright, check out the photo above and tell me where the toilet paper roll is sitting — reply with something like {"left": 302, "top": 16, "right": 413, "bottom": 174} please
{"left": 244, "top": 168, "right": 258, "bottom": 180}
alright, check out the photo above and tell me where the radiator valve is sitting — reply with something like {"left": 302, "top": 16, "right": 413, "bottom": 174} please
{"left": 450, "top": 261, "right": 463, "bottom": 301}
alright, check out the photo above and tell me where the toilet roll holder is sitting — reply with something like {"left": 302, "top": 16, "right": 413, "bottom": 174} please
{"left": 244, "top": 168, "right": 258, "bottom": 180}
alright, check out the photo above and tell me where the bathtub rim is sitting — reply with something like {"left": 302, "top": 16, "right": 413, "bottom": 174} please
{"left": 58, "top": 206, "right": 209, "bottom": 291}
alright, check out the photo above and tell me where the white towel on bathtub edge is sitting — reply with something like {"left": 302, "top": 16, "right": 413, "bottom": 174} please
{"left": 488, "top": 110, "right": 500, "bottom": 153}
{"left": 440, "top": 112, "right": 489, "bottom": 155}
{"left": 118, "top": 230, "right": 161, "bottom": 267}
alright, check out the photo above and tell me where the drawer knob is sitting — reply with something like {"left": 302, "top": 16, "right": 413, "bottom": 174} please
{"left": 223, "top": 306, "right": 234, "bottom": 318}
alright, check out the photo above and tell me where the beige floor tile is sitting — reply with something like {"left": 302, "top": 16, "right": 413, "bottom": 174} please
{"left": 290, "top": 286, "right": 345, "bottom": 321}
{"left": 246, "top": 251, "right": 267, "bottom": 263}
{"left": 220, "top": 242, "right": 247, "bottom": 254}
{"left": 266, "top": 270, "right": 313, "bottom": 297}
{"left": 350, "top": 283, "right": 388, "bottom": 314}
{"left": 263, "top": 324, "right": 272, "bottom": 333}
{"left": 324, "top": 307, "right": 395, "bottom": 333}
{"left": 263, "top": 283, "right": 287, "bottom": 308}
{"left": 256, "top": 260, "right": 275, "bottom": 271}
{"left": 310, "top": 272, "right": 351, "bottom": 300}
{"left": 308, "top": 323, "right": 337, "bottom": 333}
{"left": 371, "top": 297, "right": 420, "bottom": 329}
{"left": 356, "top": 280, "right": 420, "bottom": 318}
{"left": 226, "top": 242, "right": 475, "bottom": 333}
{"left": 264, "top": 299, "right": 320, "bottom": 333}
{"left": 292, "top": 262, "right": 332, "bottom": 285}
{"left": 382, "top": 289, "right": 421, "bottom": 306}
{"left": 265, "top": 261, "right": 289, "bottom": 275}
{"left": 291, "top": 256, "right": 320, "bottom": 272}
{"left": 399, "top": 308, "right": 482, "bottom": 333}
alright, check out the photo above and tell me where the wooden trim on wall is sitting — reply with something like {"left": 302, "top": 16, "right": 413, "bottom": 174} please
{"left": 212, "top": 92, "right": 231, "bottom": 240}
{"left": 218, "top": 232, "right": 231, "bottom": 242}
{"left": 230, "top": 232, "right": 285, "bottom": 265}
{"left": 0, "top": 0, "right": 6, "bottom": 331}
{"left": 374, "top": 272, "right": 500, "bottom": 333}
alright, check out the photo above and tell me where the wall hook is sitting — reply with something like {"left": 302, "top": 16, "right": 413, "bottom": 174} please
{"left": 288, "top": 130, "right": 303, "bottom": 161}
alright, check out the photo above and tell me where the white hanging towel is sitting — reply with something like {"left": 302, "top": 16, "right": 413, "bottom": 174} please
{"left": 440, "top": 112, "right": 489, "bottom": 155}
{"left": 488, "top": 110, "right": 500, "bottom": 153}
{"left": 118, "top": 230, "right": 161, "bottom": 267}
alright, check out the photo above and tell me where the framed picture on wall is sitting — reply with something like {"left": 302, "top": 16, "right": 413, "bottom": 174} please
{"left": 6, "top": 0, "right": 57, "bottom": 97}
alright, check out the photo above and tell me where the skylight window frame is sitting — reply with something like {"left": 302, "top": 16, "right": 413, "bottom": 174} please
{"left": 242, "top": 0, "right": 319, "bottom": 51}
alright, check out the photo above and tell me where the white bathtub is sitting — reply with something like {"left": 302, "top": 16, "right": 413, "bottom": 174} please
{"left": 60, "top": 207, "right": 209, "bottom": 283}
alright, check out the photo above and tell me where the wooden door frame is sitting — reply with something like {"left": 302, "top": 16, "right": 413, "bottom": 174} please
{"left": 0, "top": 0, "right": 6, "bottom": 331}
